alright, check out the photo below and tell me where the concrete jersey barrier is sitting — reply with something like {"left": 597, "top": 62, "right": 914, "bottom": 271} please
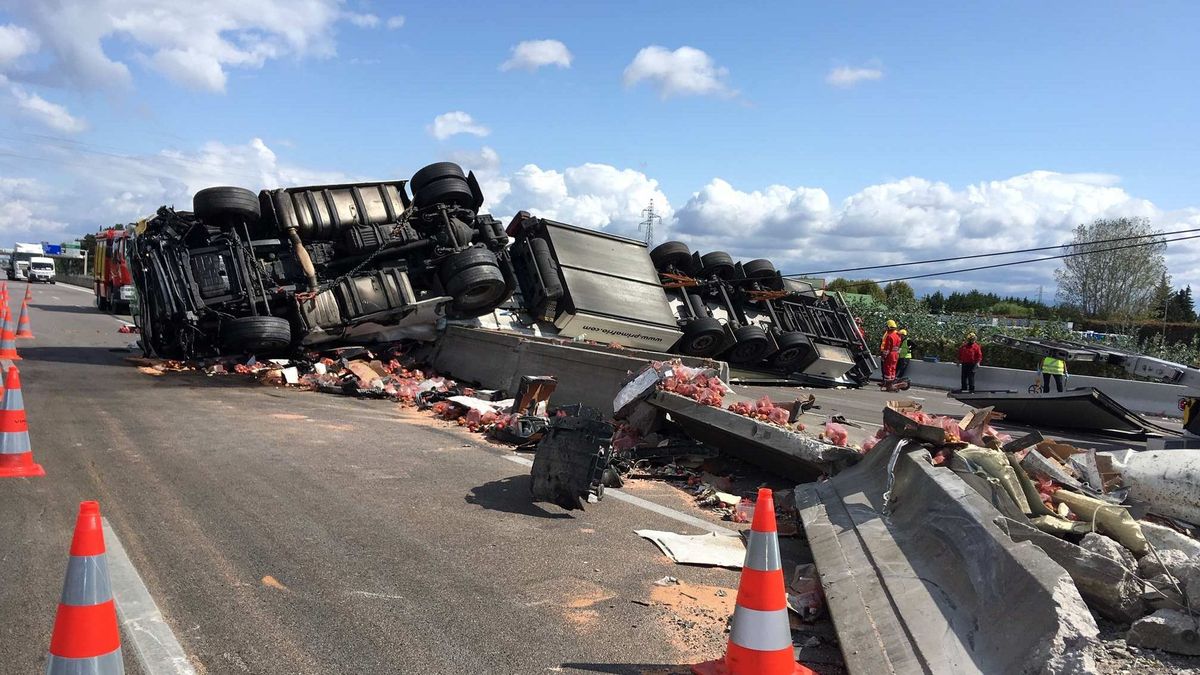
{"left": 881, "top": 360, "right": 1187, "bottom": 419}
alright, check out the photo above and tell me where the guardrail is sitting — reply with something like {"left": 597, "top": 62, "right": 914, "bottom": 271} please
{"left": 56, "top": 274, "right": 92, "bottom": 289}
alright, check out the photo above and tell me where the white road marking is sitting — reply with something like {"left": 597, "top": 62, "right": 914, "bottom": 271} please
{"left": 101, "top": 518, "right": 198, "bottom": 675}
{"left": 55, "top": 282, "right": 93, "bottom": 294}
{"left": 501, "top": 454, "right": 735, "bottom": 535}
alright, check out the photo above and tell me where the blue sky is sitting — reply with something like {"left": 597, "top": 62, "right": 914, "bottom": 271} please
{"left": 0, "top": 1, "right": 1198, "bottom": 297}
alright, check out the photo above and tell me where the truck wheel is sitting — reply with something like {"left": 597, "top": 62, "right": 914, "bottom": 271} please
{"left": 723, "top": 325, "right": 773, "bottom": 364}
{"left": 410, "top": 162, "right": 467, "bottom": 194}
{"left": 439, "top": 246, "right": 498, "bottom": 283}
{"left": 220, "top": 316, "right": 293, "bottom": 355}
{"left": 445, "top": 265, "right": 508, "bottom": 318}
{"left": 772, "top": 331, "right": 815, "bottom": 370}
{"left": 649, "top": 241, "right": 692, "bottom": 273}
{"left": 194, "top": 187, "right": 261, "bottom": 225}
{"left": 677, "top": 317, "right": 725, "bottom": 357}
{"left": 743, "top": 259, "right": 775, "bottom": 278}
{"left": 700, "top": 251, "right": 735, "bottom": 280}
{"left": 413, "top": 175, "right": 475, "bottom": 210}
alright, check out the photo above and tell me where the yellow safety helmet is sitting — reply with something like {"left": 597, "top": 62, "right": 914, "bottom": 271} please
{"left": 966, "top": 332, "right": 977, "bottom": 339}
{"left": 886, "top": 319, "right": 898, "bottom": 329}
{"left": 899, "top": 329, "right": 908, "bottom": 336}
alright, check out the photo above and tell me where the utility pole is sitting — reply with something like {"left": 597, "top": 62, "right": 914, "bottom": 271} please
{"left": 638, "top": 199, "right": 661, "bottom": 247}
{"left": 1037, "top": 285, "right": 1043, "bottom": 306}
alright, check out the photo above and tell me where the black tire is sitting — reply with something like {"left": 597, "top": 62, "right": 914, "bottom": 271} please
{"left": 410, "top": 162, "right": 466, "bottom": 194}
{"left": 677, "top": 317, "right": 726, "bottom": 357}
{"left": 772, "top": 331, "right": 816, "bottom": 370}
{"left": 439, "top": 246, "right": 499, "bottom": 283}
{"left": 96, "top": 294, "right": 109, "bottom": 311}
{"left": 723, "top": 325, "right": 774, "bottom": 364}
{"left": 743, "top": 258, "right": 783, "bottom": 290}
{"left": 700, "top": 251, "right": 735, "bottom": 280}
{"left": 220, "top": 316, "right": 293, "bottom": 354}
{"left": 445, "top": 264, "right": 508, "bottom": 318}
{"left": 194, "top": 187, "right": 260, "bottom": 224}
{"left": 743, "top": 259, "right": 775, "bottom": 278}
{"left": 650, "top": 241, "right": 692, "bottom": 272}
{"left": 412, "top": 175, "right": 475, "bottom": 210}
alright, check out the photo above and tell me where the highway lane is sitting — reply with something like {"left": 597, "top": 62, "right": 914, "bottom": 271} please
{"left": 0, "top": 282, "right": 750, "bottom": 674}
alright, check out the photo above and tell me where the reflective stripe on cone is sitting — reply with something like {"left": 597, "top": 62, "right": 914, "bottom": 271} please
{"left": 46, "top": 502, "right": 124, "bottom": 674}
{"left": 0, "top": 365, "right": 41, "bottom": 477}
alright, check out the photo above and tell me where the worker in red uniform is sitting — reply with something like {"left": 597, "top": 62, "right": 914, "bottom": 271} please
{"left": 958, "top": 332, "right": 983, "bottom": 393}
{"left": 879, "top": 319, "right": 902, "bottom": 389}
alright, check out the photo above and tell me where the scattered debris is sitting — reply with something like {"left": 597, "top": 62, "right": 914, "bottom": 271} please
{"left": 634, "top": 530, "right": 745, "bottom": 568}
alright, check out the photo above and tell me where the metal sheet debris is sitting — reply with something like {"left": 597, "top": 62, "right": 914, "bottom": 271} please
{"left": 950, "top": 388, "right": 1176, "bottom": 438}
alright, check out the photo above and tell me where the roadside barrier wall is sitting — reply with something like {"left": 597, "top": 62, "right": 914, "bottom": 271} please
{"left": 881, "top": 360, "right": 1187, "bottom": 419}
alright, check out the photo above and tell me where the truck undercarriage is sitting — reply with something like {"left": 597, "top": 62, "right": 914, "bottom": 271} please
{"left": 131, "top": 162, "right": 876, "bottom": 386}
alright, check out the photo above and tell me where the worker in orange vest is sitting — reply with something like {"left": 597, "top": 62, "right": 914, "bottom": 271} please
{"left": 879, "top": 319, "right": 902, "bottom": 389}
{"left": 958, "top": 332, "right": 983, "bottom": 393}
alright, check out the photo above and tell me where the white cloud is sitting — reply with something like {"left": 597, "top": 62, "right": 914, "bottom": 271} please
{"left": 385, "top": 15, "right": 406, "bottom": 29}
{"left": 671, "top": 171, "right": 1175, "bottom": 295}
{"left": 0, "top": 177, "right": 72, "bottom": 240}
{"left": 494, "top": 163, "right": 672, "bottom": 239}
{"left": 3, "top": 0, "right": 354, "bottom": 92}
{"left": 0, "top": 138, "right": 350, "bottom": 238}
{"left": 623, "top": 45, "right": 734, "bottom": 99}
{"left": 9, "top": 85, "right": 87, "bottom": 133}
{"left": 427, "top": 111, "right": 490, "bottom": 141}
{"left": 344, "top": 12, "right": 380, "bottom": 28}
{"left": 826, "top": 64, "right": 884, "bottom": 88}
{"left": 0, "top": 23, "right": 39, "bottom": 68}
{"left": 444, "top": 146, "right": 509, "bottom": 208}
{"left": 500, "top": 39, "right": 572, "bottom": 72}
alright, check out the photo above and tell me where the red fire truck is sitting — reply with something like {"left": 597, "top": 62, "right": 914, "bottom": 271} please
{"left": 93, "top": 226, "right": 135, "bottom": 312}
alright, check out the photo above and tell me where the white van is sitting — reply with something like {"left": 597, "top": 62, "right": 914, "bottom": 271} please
{"left": 28, "top": 256, "right": 56, "bottom": 284}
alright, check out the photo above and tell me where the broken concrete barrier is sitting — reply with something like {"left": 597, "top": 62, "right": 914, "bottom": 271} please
{"left": 797, "top": 436, "right": 1099, "bottom": 674}
{"left": 997, "top": 518, "right": 1145, "bottom": 624}
{"left": 1126, "top": 609, "right": 1200, "bottom": 656}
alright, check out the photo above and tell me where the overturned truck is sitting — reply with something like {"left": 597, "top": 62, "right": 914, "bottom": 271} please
{"left": 131, "top": 163, "right": 513, "bottom": 358}
{"left": 130, "top": 162, "right": 874, "bottom": 385}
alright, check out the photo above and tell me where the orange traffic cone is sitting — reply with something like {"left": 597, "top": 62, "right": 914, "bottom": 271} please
{"left": 24, "top": 283, "right": 32, "bottom": 301}
{"left": 15, "top": 300, "right": 32, "bottom": 339}
{"left": 46, "top": 501, "right": 124, "bottom": 673}
{"left": 0, "top": 366, "right": 42, "bottom": 477}
{"left": 693, "top": 488, "right": 813, "bottom": 675}
{"left": 0, "top": 305, "right": 21, "bottom": 360}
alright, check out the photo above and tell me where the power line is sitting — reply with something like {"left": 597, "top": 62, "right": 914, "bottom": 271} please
{"left": 869, "top": 233, "right": 1199, "bottom": 284}
{"left": 786, "top": 226, "right": 1200, "bottom": 277}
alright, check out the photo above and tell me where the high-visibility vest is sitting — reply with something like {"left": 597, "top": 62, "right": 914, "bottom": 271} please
{"left": 1041, "top": 357, "right": 1065, "bottom": 375}
{"left": 899, "top": 337, "right": 912, "bottom": 359}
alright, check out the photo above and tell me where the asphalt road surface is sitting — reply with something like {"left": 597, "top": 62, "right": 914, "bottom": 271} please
{"left": 0, "top": 281, "right": 750, "bottom": 675}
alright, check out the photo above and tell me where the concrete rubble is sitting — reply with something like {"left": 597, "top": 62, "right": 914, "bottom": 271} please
{"left": 1127, "top": 610, "right": 1200, "bottom": 656}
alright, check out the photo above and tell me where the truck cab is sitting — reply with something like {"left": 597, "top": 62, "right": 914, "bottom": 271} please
{"left": 28, "top": 256, "right": 56, "bottom": 284}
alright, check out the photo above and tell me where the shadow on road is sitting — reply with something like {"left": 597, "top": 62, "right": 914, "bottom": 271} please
{"left": 559, "top": 664, "right": 689, "bottom": 674}
{"left": 29, "top": 303, "right": 109, "bottom": 315}
{"left": 15, "top": 346, "right": 133, "bottom": 367}
{"left": 465, "top": 474, "right": 573, "bottom": 520}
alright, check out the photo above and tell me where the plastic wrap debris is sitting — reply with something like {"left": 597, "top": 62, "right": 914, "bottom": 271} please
{"left": 1052, "top": 489, "right": 1148, "bottom": 556}
{"left": 787, "top": 563, "right": 825, "bottom": 621}
{"left": 725, "top": 395, "right": 801, "bottom": 430}
{"left": 613, "top": 359, "right": 725, "bottom": 418}
{"left": 634, "top": 530, "right": 745, "bottom": 568}
{"left": 117, "top": 324, "right": 139, "bottom": 334}
{"left": 822, "top": 420, "right": 849, "bottom": 447}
